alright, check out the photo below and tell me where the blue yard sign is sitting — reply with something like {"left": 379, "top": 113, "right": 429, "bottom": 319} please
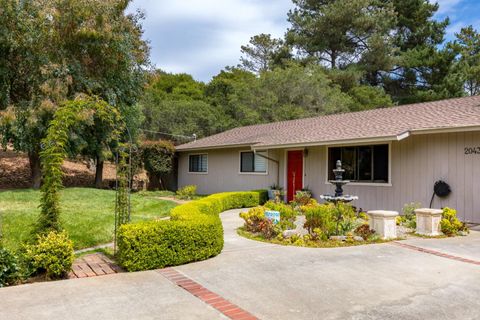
{"left": 264, "top": 210, "right": 280, "bottom": 224}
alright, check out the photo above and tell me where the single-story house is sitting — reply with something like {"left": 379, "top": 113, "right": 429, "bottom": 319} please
{"left": 176, "top": 96, "right": 480, "bottom": 223}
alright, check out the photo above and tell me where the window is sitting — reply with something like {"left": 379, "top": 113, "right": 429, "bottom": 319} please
{"left": 328, "top": 144, "right": 389, "bottom": 183}
{"left": 240, "top": 151, "right": 267, "bottom": 173}
{"left": 189, "top": 154, "right": 208, "bottom": 173}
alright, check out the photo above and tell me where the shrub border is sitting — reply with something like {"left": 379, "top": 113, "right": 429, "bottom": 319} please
{"left": 117, "top": 190, "right": 267, "bottom": 271}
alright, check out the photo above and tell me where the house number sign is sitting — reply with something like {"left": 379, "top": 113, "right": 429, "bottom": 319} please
{"left": 464, "top": 147, "right": 480, "bottom": 155}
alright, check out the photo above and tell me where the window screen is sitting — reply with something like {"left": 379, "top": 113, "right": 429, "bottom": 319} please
{"left": 240, "top": 151, "right": 267, "bottom": 173}
{"left": 189, "top": 154, "right": 208, "bottom": 172}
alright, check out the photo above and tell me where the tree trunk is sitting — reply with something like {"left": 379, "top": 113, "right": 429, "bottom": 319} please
{"left": 95, "top": 156, "right": 104, "bottom": 189}
{"left": 147, "top": 172, "right": 163, "bottom": 190}
{"left": 28, "top": 151, "right": 41, "bottom": 189}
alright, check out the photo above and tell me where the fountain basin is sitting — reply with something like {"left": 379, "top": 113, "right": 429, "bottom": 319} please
{"left": 320, "top": 194, "right": 358, "bottom": 203}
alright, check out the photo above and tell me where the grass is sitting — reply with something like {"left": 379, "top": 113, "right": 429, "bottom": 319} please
{"left": 0, "top": 188, "right": 177, "bottom": 251}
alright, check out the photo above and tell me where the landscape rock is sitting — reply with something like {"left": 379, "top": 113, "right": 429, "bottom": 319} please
{"left": 330, "top": 236, "right": 347, "bottom": 241}
{"left": 353, "top": 236, "right": 365, "bottom": 242}
{"left": 282, "top": 230, "right": 298, "bottom": 239}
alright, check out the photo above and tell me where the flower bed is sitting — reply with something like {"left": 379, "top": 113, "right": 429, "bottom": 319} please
{"left": 238, "top": 193, "right": 385, "bottom": 248}
{"left": 117, "top": 190, "right": 268, "bottom": 271}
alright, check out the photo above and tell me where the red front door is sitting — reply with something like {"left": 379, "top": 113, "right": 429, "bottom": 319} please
{"left": 287, "top": 150, "right": 303, "bottom": 202}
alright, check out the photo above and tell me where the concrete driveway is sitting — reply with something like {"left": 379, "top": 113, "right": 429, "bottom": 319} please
{"left": 1, "top": 209, "right": 480, "bottom": 320}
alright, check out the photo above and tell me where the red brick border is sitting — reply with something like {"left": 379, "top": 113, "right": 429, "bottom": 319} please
{"left": 391, "top": 241, "right": 480, "bottom": 266}
{"left": 69, "top": 253, "right": 122, "bottom": 279}
{"left": 157, "top": 268, "right": 258, "bottom": 320}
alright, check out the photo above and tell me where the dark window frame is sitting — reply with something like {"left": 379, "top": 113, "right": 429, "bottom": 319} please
{"left": 188, "top": 154, "right": 208, "bottom": 173}
{"left": 240, "top": 151, "right": 267, "bottom": 173}
{"left": 327, "top": 144, "right": 390, "bottom": 184}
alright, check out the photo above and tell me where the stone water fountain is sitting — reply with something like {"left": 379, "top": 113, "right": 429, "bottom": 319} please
{"left": 283, "top": 160, "right": 359, "bottom": 239}
{"left": 320, "top": 160, "right": 358, "bottom": 203}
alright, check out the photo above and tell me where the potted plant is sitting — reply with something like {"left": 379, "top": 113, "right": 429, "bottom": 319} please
{"left": 268, "top": 184, "right": 283, "bottom": 201}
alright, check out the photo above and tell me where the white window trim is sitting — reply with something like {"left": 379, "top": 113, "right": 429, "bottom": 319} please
{"left": 238, "top": 150, "right": 269, "bottom": 175}
{"left": 324, "top": 142, "right": 392, "bottom": 187}
{"left": 188, "top": 153, "right": 208, "bottom": 174}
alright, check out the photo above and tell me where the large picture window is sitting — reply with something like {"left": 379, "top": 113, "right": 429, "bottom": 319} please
{"left": 240, "top": 151, "right": 267, "bottom": 173}
{"left": 328, "top": 144, "right": 389, "bottom": 183}
{"left": 189, "top": 154, "right": 208, "bottom": 173}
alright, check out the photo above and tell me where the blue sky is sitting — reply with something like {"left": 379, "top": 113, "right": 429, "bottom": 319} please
{"left": 127, "top": 0, "right": 480, "bottom": 82}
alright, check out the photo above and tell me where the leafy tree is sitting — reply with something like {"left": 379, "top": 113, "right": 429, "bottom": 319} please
{"left": 449, "top": 26, "right": 480, "bottom": 96}
{"left": 145, "top": 72, "right": 205, "bottom": 102}
{"left": 347, "top": 86, "right": 393, "bottom": 111}
{"left": 287, "top": 0, "right": 397, "bottom": 70}
{"left": 240, "top": 34, "right": 292, "bottom": 73}
{"left": 208, "top": 63, "right": 357, "bottom": 124}
{"left": 253, "top": 63, "right": 354, "bottom": 121}
{"left": 205, "top": 68, "right": 259, "bottom": 126}
{"left": 284, "top": 0, "right": 467, "bottom": 104}
{"left": 0, "top": 0, "right": 149, "bottom": 188}
{"left": 140, "top": 72, "right": 228, "bottom": 139}
{"left": 140, "top": 140, "right": 176, "bottom": 190}
{"left": 379, "top": 0, "right": 461, "bottom": 103}
{"left": 143, "top": 99, "right": 227, "bottom": 139}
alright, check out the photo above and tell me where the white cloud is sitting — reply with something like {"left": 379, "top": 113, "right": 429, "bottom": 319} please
{"left": 128, "top": 0, "right": 293, "bottom": 81}
{"left": 433, "top": 0, "right": 464, "bottom": 15}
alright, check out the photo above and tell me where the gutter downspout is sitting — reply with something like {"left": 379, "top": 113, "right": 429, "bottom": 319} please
{"left": 254, "top": 150, "right": 280, "bottom": 187}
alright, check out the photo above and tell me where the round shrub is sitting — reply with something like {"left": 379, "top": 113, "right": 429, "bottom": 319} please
{"left": 25, "top": 231, "right": 75, "bottom": 279}
{"left": 304, "top": 204, "right": 336, "bottom": 237}
{"left": 0, "top": 246, "right": 19, "bottom": 287}
{"left": 240, "top": 207, "right": 266, "bottom": 233}
{"left": 440, "top": 207, "right": 464, "bottom": 236}
{"left": 304, "top": 202, "right": 357, "bottom": 238}
{"left": 176, "top": 185, "right": 197, "bottom": 200}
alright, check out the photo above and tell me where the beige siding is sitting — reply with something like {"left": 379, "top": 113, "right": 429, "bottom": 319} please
{"left": 178, "top": 132, "right": 480, "bottom": 222}
{"left": 300, "top": 132, "right": 480, "bottom": 223}
{"left": 178, "top": 148, "right": 280, "bottom": 195}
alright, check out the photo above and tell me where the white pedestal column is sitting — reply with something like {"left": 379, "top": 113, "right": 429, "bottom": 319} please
{"left": 367, "top": 210, "right": 398, "bottom": 240}
{"left": 415, "top": 208, "right": 443, "bottom": 236}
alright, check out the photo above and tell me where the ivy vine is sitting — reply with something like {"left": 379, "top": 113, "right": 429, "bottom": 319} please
{"left": 38, "top": 95, "right": 123, "bottom": 234}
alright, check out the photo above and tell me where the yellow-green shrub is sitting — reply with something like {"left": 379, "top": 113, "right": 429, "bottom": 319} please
{"left": 176, "top": 185, "right": 197, "bottom": 200}
{"left": 240, "top": 207, "right": 266, "bottom": 232}
{"left": 117, "top": 190, "right": 267, "bottom": 271}
{"left": 440, "top": 207, "right": 464, "bottom": 236}
{"left": 25, "top": 231, "right": 74, "bottom": 279}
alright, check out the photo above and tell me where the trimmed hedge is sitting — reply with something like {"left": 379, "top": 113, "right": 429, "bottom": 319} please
{"left": 117, "top": 190, "right": 267, "bottom": 271}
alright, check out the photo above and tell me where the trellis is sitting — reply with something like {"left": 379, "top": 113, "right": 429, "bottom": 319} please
{"left": 38, "top": 95, "right": 131, "bottom": 252}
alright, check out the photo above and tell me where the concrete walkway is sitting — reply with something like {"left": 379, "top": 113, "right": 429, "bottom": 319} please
{"left": 1, "top": 209, "right": 480, "bottom": 319}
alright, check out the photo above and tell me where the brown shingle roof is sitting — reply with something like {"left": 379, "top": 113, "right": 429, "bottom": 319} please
{"left": 176, "top": 96, "right": 480, "bottom": 151}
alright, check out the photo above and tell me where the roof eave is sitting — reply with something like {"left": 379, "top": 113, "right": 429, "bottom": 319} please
{"left": 176, "top": 143, "right": 256, "bottom": 152}
{"left": 252, "top": 135, "right": 400, "bottom": 150}
{"left": 410, "top": 125, "right": 480, "bottom": 135}
{"left": 175, "top": 125, "right": 480, "bottom": 152}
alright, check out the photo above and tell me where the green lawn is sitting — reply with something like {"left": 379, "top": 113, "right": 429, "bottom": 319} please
{"left": 0, "top": 188, "right": 177, "bottom": 250}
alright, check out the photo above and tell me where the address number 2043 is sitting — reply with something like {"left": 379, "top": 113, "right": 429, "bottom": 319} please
{"left": 465, "top": 147, "right": 480, "bottom": 155}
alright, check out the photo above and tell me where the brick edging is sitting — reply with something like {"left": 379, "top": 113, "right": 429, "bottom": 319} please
{"left": 391, "top": 241, "right": 480, "bottom": 266}
{"left": 157, "top": 268, "right": 259, "bottom": 320}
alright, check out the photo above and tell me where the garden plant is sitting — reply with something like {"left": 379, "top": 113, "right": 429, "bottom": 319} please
{"left": 117, "top": 190, "right": 268, "bottom": 271}
{"left": 239, "top": 192, "right": 383, "bottom": 248}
